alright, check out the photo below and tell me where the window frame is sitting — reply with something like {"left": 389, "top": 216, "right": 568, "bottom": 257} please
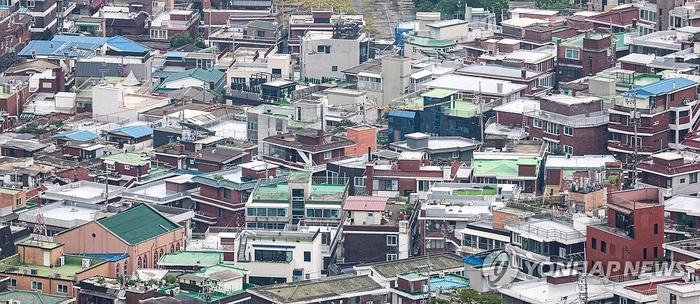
{"left": 57, "top": 284, "right": 69, "bottom": 293}
{"left": 387, "top": 235, "right": 397, "bottom": 246}
{"left": 31, "top": 281, "right": 43, "bottom": 291}
{"left": 533, "top": 119, "right": 542, "bottom": 128}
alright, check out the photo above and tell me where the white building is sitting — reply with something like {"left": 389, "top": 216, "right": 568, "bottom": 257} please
{"left": 91, "top": 73, "right": 171, "bottom": 123}
{"left": 301, "top": 28, "right": 370, "bottom": 79}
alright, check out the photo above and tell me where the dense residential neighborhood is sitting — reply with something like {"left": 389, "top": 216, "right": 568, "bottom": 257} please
{"left": 2, "top": 0, "right": 700, "bottom": 303}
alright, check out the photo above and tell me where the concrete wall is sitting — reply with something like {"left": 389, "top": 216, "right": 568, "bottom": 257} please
{"left": 301, "top": 34, "right": 365, "bottom": 79}
{"left": 568, "top": 188, "right": 606, "bottom": 211}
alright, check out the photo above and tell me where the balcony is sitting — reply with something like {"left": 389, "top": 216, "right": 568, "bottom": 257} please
{"left": 637, "top": 182, "right": 672, "bottom": 198}
{"left": 526, "top": 110, "right": 609, "bottom": 128}
{"left": 607, "top": 123, "right": 658, "bottom": 135}
{"left": 611, "top": 99, "right": 667, "bottom": 115}
{"left": 191, "top": 193, "right": 246, "bottom": 211}
{"left": 505, "top": 218, "right": 585, "bottom": 244}
{"left": 607, "top": 141, "right": 656, "bottom": 155}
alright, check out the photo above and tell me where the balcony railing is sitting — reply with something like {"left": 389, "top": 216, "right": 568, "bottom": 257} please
{"left": 607, "top": 141, "right": 656, "bottom": 154}
{"left": 505, "top": 218, "right": 585, "bottom": 242}
{"left": 525, "top": 109, "right": 609, "bottom": 127}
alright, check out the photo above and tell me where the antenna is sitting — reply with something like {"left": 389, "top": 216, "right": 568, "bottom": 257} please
{"left": 30, "top": 193, "right": 49, "bottom": 246}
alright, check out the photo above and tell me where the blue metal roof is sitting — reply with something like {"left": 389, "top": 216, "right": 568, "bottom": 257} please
{"left": 388, "top": 109, "right": 416, "bottom": 119}
{"left": 107, "top": 125, "right": 153, "bottom": 138}
{"left": 164, "top": 51, "right": 187, "bottom": 58}
{"left": 51, "top": 35, "right": 110, "bottom": 45}
{"left": 51, "top": 130, "right": 100, "bottom": 142}
{"left": 623, "top": 77, "right": 698, "bottom": 99}
{"left": 107, "top": 36, "right": 152, "bottom": 53}
{"left": 18, "top": 40, "right": 98, "bottom": 58}
{"left": 71, "top": 253, "right": 129, "bottom": 262}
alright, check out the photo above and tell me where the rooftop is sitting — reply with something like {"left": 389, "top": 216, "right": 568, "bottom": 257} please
{"left": 0, "top": 253, "right": 104, "bottom": 280}
{"left": 406, "top": 36, "right": 457, "bottom": 47}
{"left": 665, "top": 196, "right": 700, "bottom": 217}
{"left": 622, "top": 77, "right": 698, "bottom": 99}
{"left": 358, "top": 253, "right": 464, "bottom": 278}
{"left": 253, "top": 183, "right": 346, "bottom": 202}
{"left": 248, "top": 275, "right": 384, "bottom": 303}
{"left": 457, "top": 65, "right": 543, "bottom": 79}
{"left": 102, "top": 152, "right": 151, "bottom": 166}
{"left": 51, "top": 130, "right": 101, "bottom": 142}
{"left": 158, "top": 251, "right": 223, "bottom": 267}
{"left": 472, "top": 153, "right": 541, "bottom": 178}
{"left": 390, "top": 136, "right": 481, "bottom": 153}
{"left": 424, "top": 74, "right": 527, "bottom": 96}
{"left": 499, "top": 276, "right": 611, "bottom": 303}
{"left": 559, "top": 32, "right": 611, "bottom": 48}
{"left": 542, "top": 94, "right": 602, "bottom": 105}
{"left": 0, "top": 290, "right": 73, "bottom": 304}
{"left": 18, "top": 201, "right": 109, "bottom": 229}
{"left": 93, "top": 204, "right": 181, "bottom": 245}
{"left": 106, "top": 125, "right": 153, "bottom": 139}
{"left": 42, "top": 181, "right": 126, "bottom": 203}
{"left": 545, "top": 155, "right": 617, "bottom": 169}
{"left": 343, "top": 196, "right": 388, "bottom": 212}
{"left": 1, "top": 139, "right": 48, "bottom": 152}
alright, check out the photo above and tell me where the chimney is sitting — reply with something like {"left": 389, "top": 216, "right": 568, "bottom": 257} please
{"left": 166, "top": 0, "right": 174, "bottom": 11}
{"left": 365, "top": 163, "right": 374, "bottom": 195}
{"left": 317, "top": 129, "right": 324, "bottom": 145}
{"left": 497, "top": 82, "right": 503, "bottom": 93}
{"left": 521, "top": 70, "right": 527, "bottom": 79}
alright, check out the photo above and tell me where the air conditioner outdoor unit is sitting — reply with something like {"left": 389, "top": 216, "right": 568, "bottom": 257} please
{"left": 58, "top": 256, "right": 65, "bottom": 266}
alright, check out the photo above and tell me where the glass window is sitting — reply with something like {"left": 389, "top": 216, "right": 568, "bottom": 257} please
{"left": 564, "top": 126, "right": 573, "bottom": 136}
{"left": 533, "top": 119, "right": 542, "bottom": 128}
{"left": 31, "top": 281, "right": 42, "bottom": 290}
{"left": 387, "top": 235, "right": 397, "bottom": 246}
{"left": 354, "top": 177, "right": 366, "bottom": 187}
{"left": 565, "top": 48, "right": 580, "bottom": 60}
{"left": 387, "top": 254, "right": 397, "bottom": 261}
{"left": 324, "top": 151, "right": 332, "bottom": 159}
{"left": 304, "top": 251, "right": 311, "bottom": 262}
{"left": 690, "top": 173, "right": 698, "bottom": 184}
{"left": 546, "top": 122, "right": 560, "bottom": 135}
{"left": 564, "top": 145, "right": 573, "bottom": 155}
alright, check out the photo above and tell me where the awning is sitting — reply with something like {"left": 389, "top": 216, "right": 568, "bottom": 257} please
{"left": 89, "top": 0, "right": 102, "bottom": 9}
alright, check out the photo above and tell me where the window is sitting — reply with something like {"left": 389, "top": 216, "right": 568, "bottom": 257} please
{"left": 257, "top": 30, "right": 265, "bottom": 37}
{"left": 546, "top": 122, "right": 560, "bottom": 135}
{"left": 138, "top": 257, "right": 142, "bottom": 268}
{"left": 654, "top": 246, "right": 658, "bottom": 258}
{"left": 332, "top": 66, "right": 338, "bottom": 71}
{"left": 16, "top": 198, "right": 21, "bottom": 206}
{"left": 31, "top": 281, "right": 42, "bottom": 291}
{"left": 691, "top": 173, "right": 698, "bottom": 184}
{"left": 27, "top": 0, "right": 35, "bottom": 7}
{"left": 316, "top": 45, "right": 331, "bottom": 53}
{"left": 533, "top": 119, "right": 542, "bottom": 128}
{"left": 564, "top": 145, "right": 573, "bottom": 155}
{"left": 144, "top": 255, "right": 148, "bottom": 268}
{"left": 219, "top": 208, "right": 226, "bottom": 217}
{"left": 452, "top": 151, "right": 460, "bottom": 158}
{"left": 564, "top": 126, "right": 573, "bottom": 136}
{"left": 670, "top": 93, "right": 676, "bottom": 101}
{"left": 106, "top": 163, "right": 115, "bottom": 170}
{"left": 124, "top": 165, "right": 131, "bottom": 170}
{"left": 601, "top": 241, "right": 607, "bottom": 253}
{"left": 354, "top": 177, "right": 366, "bottom": 187}
{"left": 254, "top": 250, "right": 293, "bottom": 262}
{"left": 304, "top": 251, "right": 311, "bottom": 262}
{"left": 565, "top": 48, "right": 580, "bottom": 60}
{"left": 654, "top": 224, "right": 658, "bottom": 234}
{"left": 324, "top": 151, "right": 332, "bottom": 159}
{"left": 124, "top": 260, "right": 128, "bottom": 276}
{"left": 670, "top": 293, "right": 677, "bottom": 304}
{"left": 116, "top": 264, "right": 120, "bottom": 277}
{"left": 223, "top": 188, "right": 231, "bottom": 199}
{"left": 387, "top": 235, "right": 397, "bottom": 246}
{"left": 387, "top": 254, "right": 398, "bottom": 261}
{"left": 643, "top": 248, "right": 647, "bottom": 259}
{"left": 592, "top": 238, "right": 597, "bottom": 250}
{"left": 248, "top": 122, "right": 258, "bottom": 130}
{"left": 681, "top": 178, "right": 686, "bottom": 183}
{"left": 8, "top": 278, "right": 16, "bottom": 287}
{"left": 427, "top": 239, "right": 445, "bottom": 249}
{"left": 149, "top": 29, "right": 167, "bottom": 39}
{"left": 57, "top": 284, "right": 68, "bottom": 293}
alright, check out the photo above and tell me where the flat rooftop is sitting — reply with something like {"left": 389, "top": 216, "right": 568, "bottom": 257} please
{"left": 18, "top": 201, "right": 109, "bottom": 229}
{"left": 500, "top": 276, "right": 610, "bottom": 303}
{"left": 254, "top": 183, "right": 346, "bottom": 202}
{"left": 545, "top": 155, "right": 617, "bottom": 169}
{"left": 158, "top": 251, "right": 223, "bottom": 266}
{"left": 42, "top": 181, "right": 126, "bottom": 204}
{"left": 359, "top": 254, "right": 464, "bottom": 278}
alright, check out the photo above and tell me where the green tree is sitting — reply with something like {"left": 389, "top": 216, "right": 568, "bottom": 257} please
{"left": 170, "top": 33, "right": 195, "bottom": 48}
{"left": 195, "top": 37, "right": 207, "bottom": 49}
{"left": 429, "top": 289, "right": 505, "bottom": 304}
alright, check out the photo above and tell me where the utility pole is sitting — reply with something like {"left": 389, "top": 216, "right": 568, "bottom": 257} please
{"left": 479, "top": 81, "right": 484, "bottom": 150}
{"left": 631, "top": 81, "right": 639, "bottom": 188}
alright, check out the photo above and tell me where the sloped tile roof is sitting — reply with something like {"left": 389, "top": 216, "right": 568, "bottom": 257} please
{"left": 96, "top": 204, "right": 180, "bottom": 245}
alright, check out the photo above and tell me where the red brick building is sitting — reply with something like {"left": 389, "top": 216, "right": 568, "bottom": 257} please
{"left": 0, "top": 77, "right": 30, "bottom": 131}
{"left": 556, "top": 32, "right": 614, "bottom": 83}
{"left": 525, "top": 94, "right": 609, "bottom": 155}
{"left": 364, "top": 152, "right": 464, "bottom": 197}
{"left": 100, "top": 152, "right": 151, "bottom": 182}
{"left": 185, "top": 146, "right": 250, "bottom": 172}
{"left": 262, "top": 129, "right": 355, "bottom": 174}
{"left": 608, "top": 78, "right": 700, "bottom": 165}
{"left": 190, "top": 161, "right": 280, "bottom": 231}
{"left": 4, "top": 60, "right": 65, "bottom": 93}
{"left": 586, "top": 188, "right": 664, "bottom": 276}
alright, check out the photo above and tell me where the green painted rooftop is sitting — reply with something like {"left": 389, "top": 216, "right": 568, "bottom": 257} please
{"left": 472, "top": 157, "right": 540, "bottom": 177}
{"left": 289, "top": 170, "right": 312, "bottom": 182}
{"left": 421, "top": 88, "right": 457, "bottom": 99}
{"left": 0, "top": 187, "right": 21, "bottom": 195}
{"left": 250, "top": 275, "right": 384, "bottom": 303}
{"left": 0, "top": 254, "right": 104, "bottom": 279}
{"left": 195, "top": 264, "right": 249, "bottom": 277}
{"left": 559, "top": 33, "right": 610, "bottom": 48}
{"left": 102, "top": 152, "right": 150, "bottom": 166}
{"left": 407, "top": 36, "right": 457, "bottom": 47}
{"left": 158, "top": 251, "right": 223, "bottom": 266}
{"left": 255, "top": 183, "right": 346, "bottom": 202}
{"left": 96, "top": 204, "right": 180, "bottom": 245}
{"left": 0, "top": 290, "right": 73, "bottom": 304}
{"left": 400, "top": 272, "right": 426, "bottom": 280}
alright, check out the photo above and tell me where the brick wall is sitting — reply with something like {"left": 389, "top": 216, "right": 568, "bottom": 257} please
{"left": 345, "top": 126, "right": 377, "bottom": 157}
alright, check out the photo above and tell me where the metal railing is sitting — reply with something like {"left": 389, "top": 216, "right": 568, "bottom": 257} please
{"left": 524, "top": 106, "right": 609, "bottom": 127}
{"left": 505, "top": 217, "right": 585, "bottom": 241}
